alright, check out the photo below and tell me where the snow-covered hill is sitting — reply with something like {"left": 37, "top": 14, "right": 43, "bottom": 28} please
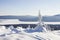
{"left": 0, "top": 26, "right": 60, "bottom": 40}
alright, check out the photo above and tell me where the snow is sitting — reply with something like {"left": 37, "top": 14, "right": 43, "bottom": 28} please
{"left": 0, "top": 26, "right": 60, "bottom": 40}
{"left": 1, "top": 10, "right": 60, "bottom": 40}
{"left": 0, "top": 19, "right": 20, "bottom": 25}
{"left": 44, "top": 22, "right": 60, "bottom": 25}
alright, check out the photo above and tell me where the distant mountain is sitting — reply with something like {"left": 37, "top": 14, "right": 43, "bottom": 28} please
{"left": 54, "top": 14, "right": 60, "bottom": 16}
{"left": 0, "top": 15, "right": 38, "bottom": 22}
{"left": 43, "top": 14, "right": 60, "bottom": 22}
{"left": 0, "top": 14, "right": 60, "bottom": 22}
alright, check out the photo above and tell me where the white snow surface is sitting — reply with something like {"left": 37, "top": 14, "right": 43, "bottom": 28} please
{"left": 0, "top": 26, "right": 60, "bottom": 40}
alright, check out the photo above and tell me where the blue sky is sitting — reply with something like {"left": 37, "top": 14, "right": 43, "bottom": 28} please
{"left": 0, "top": 0, "right": 60, "bottom": 16}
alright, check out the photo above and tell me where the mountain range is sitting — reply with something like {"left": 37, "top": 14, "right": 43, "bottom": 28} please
{"left": 0, "top": 14, "right": 60, "bottom": 22}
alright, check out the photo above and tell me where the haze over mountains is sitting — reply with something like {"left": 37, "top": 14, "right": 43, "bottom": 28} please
{"left": 0, "top": 14, "right": 60, "bottom": 22}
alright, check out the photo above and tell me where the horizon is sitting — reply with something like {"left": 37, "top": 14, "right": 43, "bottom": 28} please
{"left": 0, "top": 14, "right": 59, "bottom": 16}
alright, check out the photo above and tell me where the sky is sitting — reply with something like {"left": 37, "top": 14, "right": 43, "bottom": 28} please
{"left": 0, "top": 0, "right": 60, "bottom": 16}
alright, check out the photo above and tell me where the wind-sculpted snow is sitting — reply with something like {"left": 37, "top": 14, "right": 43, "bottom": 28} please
{"left": 0, "top": 26, "right": 60, "bottom": 40}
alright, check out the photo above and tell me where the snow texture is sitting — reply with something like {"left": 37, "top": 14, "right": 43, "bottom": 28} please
{"left": 0, "top": 26, "right": 60, "bottom": 40}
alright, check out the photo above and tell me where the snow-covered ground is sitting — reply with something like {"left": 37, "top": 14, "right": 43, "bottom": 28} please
{"left": 0, "top": 26, "right": 60, "bottom": 40}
